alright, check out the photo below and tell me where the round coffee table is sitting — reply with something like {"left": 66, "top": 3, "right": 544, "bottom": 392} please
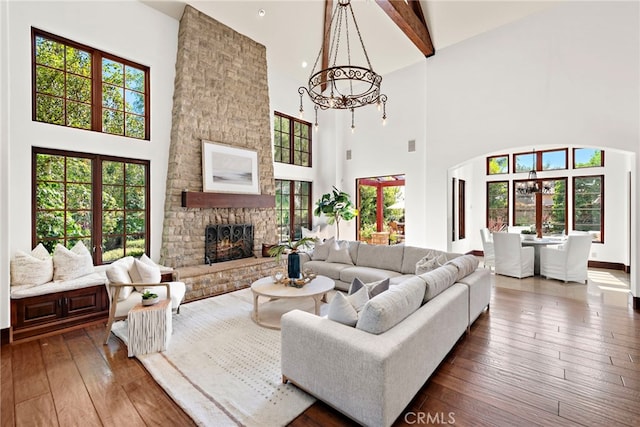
{"left": 251, "top": 275, "right": 335, "bottom": 329}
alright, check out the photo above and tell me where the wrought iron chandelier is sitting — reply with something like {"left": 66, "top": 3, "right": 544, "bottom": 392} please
{"left": 298, "top": 0, "right": 387, "bottom": 132}
{"left": 518, "top": 148, "right": 541, "bottom": 195}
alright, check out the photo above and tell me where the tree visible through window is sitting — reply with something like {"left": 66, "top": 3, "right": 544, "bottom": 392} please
{"left": 275, "top": 179, "right": 312, "bottom": 242}
{"left": 486, "top": 181, "right": 508, "bottom": 231}
{"left": 32, "top": 28, "right": 149, "bottom": 140}
{"left": 574, "top": 175, "right": 603, "bottom": 242}
{"left": 33, "top": 148, "right": 149, "bottom": 263}
{"left": 273, "top": 112, "right": 311, "bottom": 166}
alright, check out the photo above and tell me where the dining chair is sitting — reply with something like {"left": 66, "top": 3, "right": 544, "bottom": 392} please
{"left": 493, "top": 232, "right": 534, "bottom": 278}
{"left": 540, "top": 234, "right": 592, "bottom": 283}
{"left": 479, "top": 228, "right": 495, "bottom": 271}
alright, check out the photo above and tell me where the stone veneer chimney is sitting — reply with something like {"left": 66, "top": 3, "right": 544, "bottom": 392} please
{"left": 161, "top": 5, "right": 277, "bottom": 268}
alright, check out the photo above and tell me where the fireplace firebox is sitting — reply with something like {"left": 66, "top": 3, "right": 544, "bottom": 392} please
{"left": 205, "top": 224, "right": 254, "bottom": 264}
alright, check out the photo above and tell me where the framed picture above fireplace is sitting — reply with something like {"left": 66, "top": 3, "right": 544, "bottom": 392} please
{"left": 202, "top": 140, "right": 259, "bottom": 194}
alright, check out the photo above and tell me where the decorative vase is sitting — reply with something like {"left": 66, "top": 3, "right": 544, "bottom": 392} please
{"left": 287, "top": 251, "right": 301, "bottom": 279}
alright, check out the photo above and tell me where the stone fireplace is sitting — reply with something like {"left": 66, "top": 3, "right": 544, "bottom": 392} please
{"left": 159, "top": 6, "right": 280, "bottom": 301}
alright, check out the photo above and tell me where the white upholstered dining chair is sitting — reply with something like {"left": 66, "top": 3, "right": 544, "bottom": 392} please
{"left": 479, "top": 228, "right": 495, "bottom": 271}
{"left": 540, "top": 234, "right": 592, "bottom": 283}
{"left": 493, "top": 232, "right": 534, "bottom": 279}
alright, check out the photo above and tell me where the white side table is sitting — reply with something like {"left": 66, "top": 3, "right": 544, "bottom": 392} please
{"left": 127, "top": 299, "right": 172, "bottom": 357}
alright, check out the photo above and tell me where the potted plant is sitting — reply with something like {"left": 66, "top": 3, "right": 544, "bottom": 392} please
{"left": 141, "top": 290, "right": 159, "bottom": 306}
{"left": 314, "top": 187, "right": 358, "bottom": 240}
{"left": 521, "top": 226, "right": 537, "bottom": 240}
{"left": 268, "top": 237, "right": 315, "bottom": 279}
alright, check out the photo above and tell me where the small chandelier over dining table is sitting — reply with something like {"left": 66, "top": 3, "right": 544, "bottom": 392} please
{"left": 519, "top": 148, "right": 541, "bottom": 195}
{"left": 298, "top": 0, "right": 387, "bottom": 132}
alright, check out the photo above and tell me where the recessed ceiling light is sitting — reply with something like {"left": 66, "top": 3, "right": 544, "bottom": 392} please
{"left": 301, "top": 61, "right": 308, "bottom": 68}
{"left": 258, "top": 9, "right": 266, "bottom": 17}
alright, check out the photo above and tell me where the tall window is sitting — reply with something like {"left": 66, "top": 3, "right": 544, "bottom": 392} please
{"left": 273, "top": 112, "right": 312, "bottom": 167}
{"left": 487, "top": 181, "right": 508, "bottom": 231}
{"left": 275, "top": 180, "right": 312, "bottom": 242}
{"left": 32, "top": 28, "right": 150, "bottom": 140}
{"left": 33, "top": 148, "right": 149, "bottom": 263}
{"left": 574, "top": 175, "right": 603, "bottom": 242}
{"left": 513, "top": 178, "right": 567, "bottom": 236}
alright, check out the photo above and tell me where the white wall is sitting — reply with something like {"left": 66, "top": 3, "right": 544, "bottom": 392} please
{"left": 337, "top": 60, "right": 428, "bottom": 244}
{"left": 0, "top": 1, "right": 178, "bottom": 329}
{"left": 340, "top": 2, "right": 639, "bottom": 297}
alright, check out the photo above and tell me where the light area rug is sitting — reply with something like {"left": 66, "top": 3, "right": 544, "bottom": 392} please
{"left": 112, "top": 288, "right": 332, "bottom": 427}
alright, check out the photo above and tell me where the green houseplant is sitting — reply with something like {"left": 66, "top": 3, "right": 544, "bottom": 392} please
{"left": 268, "top": 237, "right": 315, "bottom": 279}
{"left": 314, "top": 187, "right": 358, "bottom": 240}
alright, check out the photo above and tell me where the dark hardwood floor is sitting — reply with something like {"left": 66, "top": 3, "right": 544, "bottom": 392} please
{"left": 2, "top": 285, "right": 639, "bottom": 426}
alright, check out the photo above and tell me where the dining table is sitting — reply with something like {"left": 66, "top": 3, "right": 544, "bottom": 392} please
{"left": 521, "top": 237, "right": 564, "bottom": 275}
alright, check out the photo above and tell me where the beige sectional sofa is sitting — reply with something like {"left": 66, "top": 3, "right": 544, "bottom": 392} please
{"left": 283, "top": 241, "right": 491, "bottom": 427}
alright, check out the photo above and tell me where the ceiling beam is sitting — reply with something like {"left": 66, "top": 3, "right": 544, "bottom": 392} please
{"left": 320, "top": 0, "right": 333, "bottom": 93}
{"left": 375, "top": 0, "right": 434, "bottom": 58}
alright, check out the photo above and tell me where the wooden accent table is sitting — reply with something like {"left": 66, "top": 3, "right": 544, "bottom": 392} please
{"left": 251, "top": 275, "right": 334, "bottom": 329}
{"left": 127, "top": 299, "right": 172, "bottom": 357}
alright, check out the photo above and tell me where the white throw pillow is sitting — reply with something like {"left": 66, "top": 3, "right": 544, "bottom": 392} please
{"left": 325, "top": 241, "right": 354, "bottom": 265}
{"left": 53, "top": 242, "right": 94, "bottom": 281}
{"left": 415, "top": 254, "right": 447, "bottom": 275}
{"left": 106, "top": 263, "right": 134, "bottom": 301}
{"left": 10, "top": 243, "right": 54, "bottom": 286}
{"left": 311, "top": 237, "right": 335, "bottom": 261}
{"left": 134, "top": 258, "right": 161, "bottom": 284}
{"left": 327, "top": 287, "right": 369, "bottom": 327}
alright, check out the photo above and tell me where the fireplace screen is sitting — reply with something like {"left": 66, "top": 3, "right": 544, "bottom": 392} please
{"left": 205, "top": 224, "right": 254, "bottom": 264}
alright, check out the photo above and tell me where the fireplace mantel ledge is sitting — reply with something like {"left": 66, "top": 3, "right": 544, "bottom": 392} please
{"left": 174, "top": 256, "right": 281, "bottom": 280}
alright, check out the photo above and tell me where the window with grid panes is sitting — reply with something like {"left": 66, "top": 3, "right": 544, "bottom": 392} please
{"left": 275, "top": 179, "right": 312, "bottom": 242}
{"left": 273, "top": 112, "right": 311, "bottom": 167}
{"left": 573, "top": 175, "right": 603, "bottom": 242}
{"left": 32, "top": 28, "right": 149, "bottom": 140}
{"left": 33, "top": 148, "right": 149, "bottom": 264}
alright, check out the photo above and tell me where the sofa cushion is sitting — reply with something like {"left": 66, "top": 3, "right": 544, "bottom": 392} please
{"left": 445, "top": 254, "right": 479, "bottom": 281}
{"left": 326, "top": 241, "right": 354, "bottom": 265}
{"left": 339, "top": 266, "right": 402, "bottom": 285}
{"left": 356, "top": 244, "right": 404, "bottom": 272}
{"left": 419, "top": 265, "right": 458, "bottom": 302}
{"left": 415, "top": 253, "right": 448, "bottom": 275}
{"left": 312, "top": 237, "right": 334, "bottom": 261}
{"left": 10, "top": 243, "right": 53, "bottom": 286}
{"left": 303, "top": 260, "right": 352, "bottom": 281}
{"left": 327, "top": 287, "right": 369, "bottom": 326}
{"left": 348, "top": 277, "right": 390, "bottom": 298}
{"left": 53, "top": 242, "right": 94, "bottom": 281}
{"left": 356, "top": 276, "right": 426, "bottom": 334}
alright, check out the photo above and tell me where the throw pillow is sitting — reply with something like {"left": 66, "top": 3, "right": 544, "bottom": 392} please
{"left": 327, "top": 287, "right": 369, "bottom": 327}
{"left": 348, "top": 277, "right": 390, "bottom": 298}
{"left": 106, "top": 263, "right": 134, "bottom": 301}
{"left": 415, "top": 254, "right": 447, "bottom": 275}
{"left": 325, "top": 241, "right": 354, "bottom": 265}
{"left": 311, "top": 237, "right": 335, "bottom": 261}
{"left": 133, "top": 258, "right": 161, "bottom": 284}
{"left": 53, "top": 242, "right": 94, "bottom": 282}
{"left": 10, "top": 243, "right": 54, "bottom": 286}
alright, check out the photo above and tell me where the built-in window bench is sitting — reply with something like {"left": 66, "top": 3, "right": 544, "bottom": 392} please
{"left": 10, "top": 271, "right": 109, "bottom": 342}
{"left": 174, "top": 256, "right": 283, "bottom": 302}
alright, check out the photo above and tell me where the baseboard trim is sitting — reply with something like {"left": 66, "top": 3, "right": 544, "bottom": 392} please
{"left": 1, "top": 328, "right": 9, "bottom": 345}
{"left": 587, "top": 260, "right": 627, "bottom": 271}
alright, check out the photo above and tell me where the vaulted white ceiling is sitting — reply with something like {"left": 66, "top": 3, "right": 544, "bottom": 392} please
{"left": 142, "top": 0, "right": 560, "bottom": 82}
